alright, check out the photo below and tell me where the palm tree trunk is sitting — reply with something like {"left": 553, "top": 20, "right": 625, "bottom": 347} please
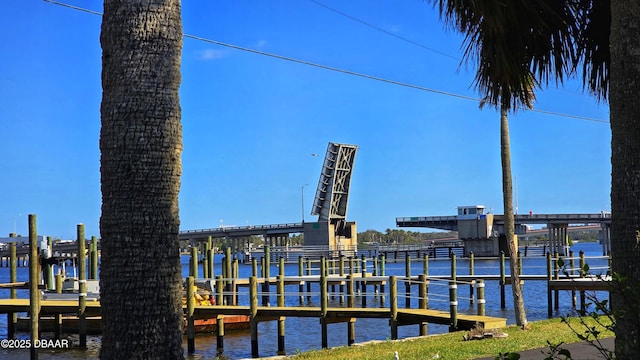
{"left": 99, "top": 1, "right": 184, "bottom": 359}
{"left": 500, "top": 103, "right": 528, "bottom": 328}
{"left": 610, "top": 1, "right": 640, "bottom": 357}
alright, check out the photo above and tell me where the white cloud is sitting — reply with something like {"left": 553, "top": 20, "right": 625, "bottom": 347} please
{"left": 196, "top": 49, "right": 227, "bottom": 60}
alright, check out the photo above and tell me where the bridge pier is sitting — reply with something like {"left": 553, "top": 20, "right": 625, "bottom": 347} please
{"left": 547, "top": 224, "right": 569, "bottom": 256}
{"left": 599, "top": 223, "right": 611, "bottom": 255}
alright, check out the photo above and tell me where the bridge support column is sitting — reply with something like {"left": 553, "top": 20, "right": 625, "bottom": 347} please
{"left": 547, "top": 224, "right": 569, "bottom": 256}
{"left": 599, "top": 223, "right": 611, "bottom": 256}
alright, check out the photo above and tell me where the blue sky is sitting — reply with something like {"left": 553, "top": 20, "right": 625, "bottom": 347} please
{"left": 1, "top": 0, "right": 610, "bottom": 239}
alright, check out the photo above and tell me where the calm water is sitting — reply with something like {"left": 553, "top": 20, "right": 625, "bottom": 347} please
{"left": 0, "top": 242, "right": 609, "bottom": 359}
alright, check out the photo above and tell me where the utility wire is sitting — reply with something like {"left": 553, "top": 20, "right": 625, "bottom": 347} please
{"left": 308, "top": 0, "right": 459, "bottom": 60}
{"left": 44, "top": 0, "right": 609, "bottom": 124}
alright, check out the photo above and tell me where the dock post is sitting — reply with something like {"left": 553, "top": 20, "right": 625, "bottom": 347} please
{"left": 579, "top": 250, "right": 586, "bottom": 313}
{"left": 554, "top": 251, "right": 560, "bottom": 310}
{"left": 207, "top": 245, "right": 215, "bottom": 280}
{"left": 339, "top": 255, "right": 345, "bottom": 304}
{"left": 330, "top": 258, "right": 336, "bottom": 299}
{"left": 423, "top": 253, "right": 428, "bottom": 276}
{"left": 500, "top": 251, "right": 506, "bottom": 309}
{"left": 216, "top": 314, "right": 225, "bottom": 354}
{"left": 372, "top": 255, "right": 378, "bottom": 295}
{"left": 320, "top": 259, "right": 328, "bottom": 349}
{"left": 476, "top": 279, "right": 485, "bottom": 316}
{"left": 380, "top": 254, "right": 386, "bottom": 303}
{"left": 190, "top": 246, "right": 199, "bottom": 278}
{"left": 346, "top": 274, "right": 355, "bottom": 344}
{"left": 225, "top": 247, "right": 233, "bottom": 306}
{"left": 469, "top": 252, "right": 475, "bottom": 305}
{"left": 186, "top": 276, "right": 195, "bottom": 354}
{"left": 347, "top": 318, "right": 356, "bottom": 346}
{"left": 250, "top": 276, "right": 259, "bottom": 358}
{"left": 418, "top": 274, "right": 428, "bottom": 336}
{"left": 546, "top": 252, "right": 553, "bottom": 317}
{"left": 29, "top": 214, "right": 40, "bottom": 360}
{"left": 262, "top": 246, "right": 270, "bottom": 306}
{"left": 389, "top": 276, "right": 398, "bottom": 340}
{"left": 90, "top": 236, "right": 98, "bottom": 280}
{"left": 298, "top": 256, "right": 304, "bottom": 303}
{"left": 449, "top": 279, "right": 458, "bottom": 332}
{"left": 361, "top": 255, "right": 367, "bottom": 307}
{"left": 277, "top": 274, "right": 285, "bottom": 355}
{"left": 305, "top": 257, "right": 311, "bottom": 302}
{"left": 54, "top": 273, "right": 63, "bottom": 339}
{"left": 8, "top": 240, "right": 17, "bottom": 339}
{"left": 216, "top": 275, "right": 223, "bottom": 307}
{"left": 203, "top": 242, "right": 210, "bottom": 279}
{"left": 77, "top": 223, "right": 87, "bottom": 349}
{"left": 405, "top": 254, "right": 411, "bottom": 308}
{"left": 252, "top": 257, "right": 258, "bottom": 277}
{"left": 233, "top": 258, "right": 239, "bottom": 305}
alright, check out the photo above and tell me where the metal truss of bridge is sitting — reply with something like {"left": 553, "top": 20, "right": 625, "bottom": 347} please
{"left": 306, "top": 142, "right": 358, "bottom": 252}
{"left": 311, "top": 142, "right": 358, "bottom": 222}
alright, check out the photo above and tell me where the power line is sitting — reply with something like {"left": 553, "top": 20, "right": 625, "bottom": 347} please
{"left": 44, "top": 0, "right": 609, "bottom": 124}
{"left": 308, "top": 0, "right": 460, "bottom": 60}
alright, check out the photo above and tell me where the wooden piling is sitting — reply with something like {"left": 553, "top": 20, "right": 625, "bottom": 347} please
{"left": 389, "top": 276, "right": 398, "bottom": 340}
{"left": 250, "top": 276, "right": 259, "bottom": 358}
{"left": 579, "top": 250, "right": 586, "bottom": 313}
{"left": 361, "top": 255, "right": 367, "bottom": 307}
{"left": 499, "top": 251, "right": 506, "bottom": 309}
{"left": 277, "top": 274, "right": 285, "bottom": 355}
{"left": 216, "top": 275, "right": 223, "bottom": 306}
{"left": 216, "top": 314, "right": 225, "bottom": 354}
{"left": 546, "top": 252, "right": 553, "bottom": 317}
{"left": 305, "top": 257, "right": 311, "bottom": 302}
{"left": 423, "top": 252, "right": 428, "bottom": 276}
{"left": 77, "top": 224, "right": 87, "bottom": 349}
{"left": 90, "top": 236, "right": 98, "bottom": 280}
{"left": 347, "top": 318, "right": 356, "bottom": 346}
{"left": 207, "top": 247, "right": 215, "bottom": 279}
{"left": 449, "top": 280, "right": 458, "bottom": 332}
{"left": 186, "top": 276, "right": 195, "bottom": 354}
{"left": 347, "top": 274, "right": 355, "bottom": 345}
{"left": 190, "top": 247, "right": 198, "bottom": 278}
{"left": 476, "top": 279, "right": 485, "bottom": 316}
{"left": 469, "top": 252, "right": 475, "bottom": 305}
{"left": 339, "top": 255, "right": 345, "bottom": 304}
{"left": 225, "top": 247, "right": 233, "bottom": 306}
{"left": 298, "top": 256, "right": 304, "bottom": 303}
{"left": 405, "top": 254, "right": 411, "bottom": 308}
{"left": 233, "top": 258, "right": 239, "bottom": 305}
{"left": 262, "top": 246, "right": 270, "bottom": 306}
{"left": 418, "top": 273, "right": 428, "bottom": 336}
{"left": 29, "top": 214, "right": 39, "bottom": 360}
{"left": 379, "top": 254, "right": 386, "bottom": 301}
{"left": 320, "top": 257, "right": 328, "bottom": 348}
{"left": 252, "top": 257, "right": 258, "bottom": 277}
{"left": 553, "top": 252, "right": 559, "bottom": 310}
{"left": 203, "top": 243, "right": 210, "bottom": 279}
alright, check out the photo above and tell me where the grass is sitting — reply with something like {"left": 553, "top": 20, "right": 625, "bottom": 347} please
{"left": 289, "top": 317, "right": 614, "bottom": 360}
